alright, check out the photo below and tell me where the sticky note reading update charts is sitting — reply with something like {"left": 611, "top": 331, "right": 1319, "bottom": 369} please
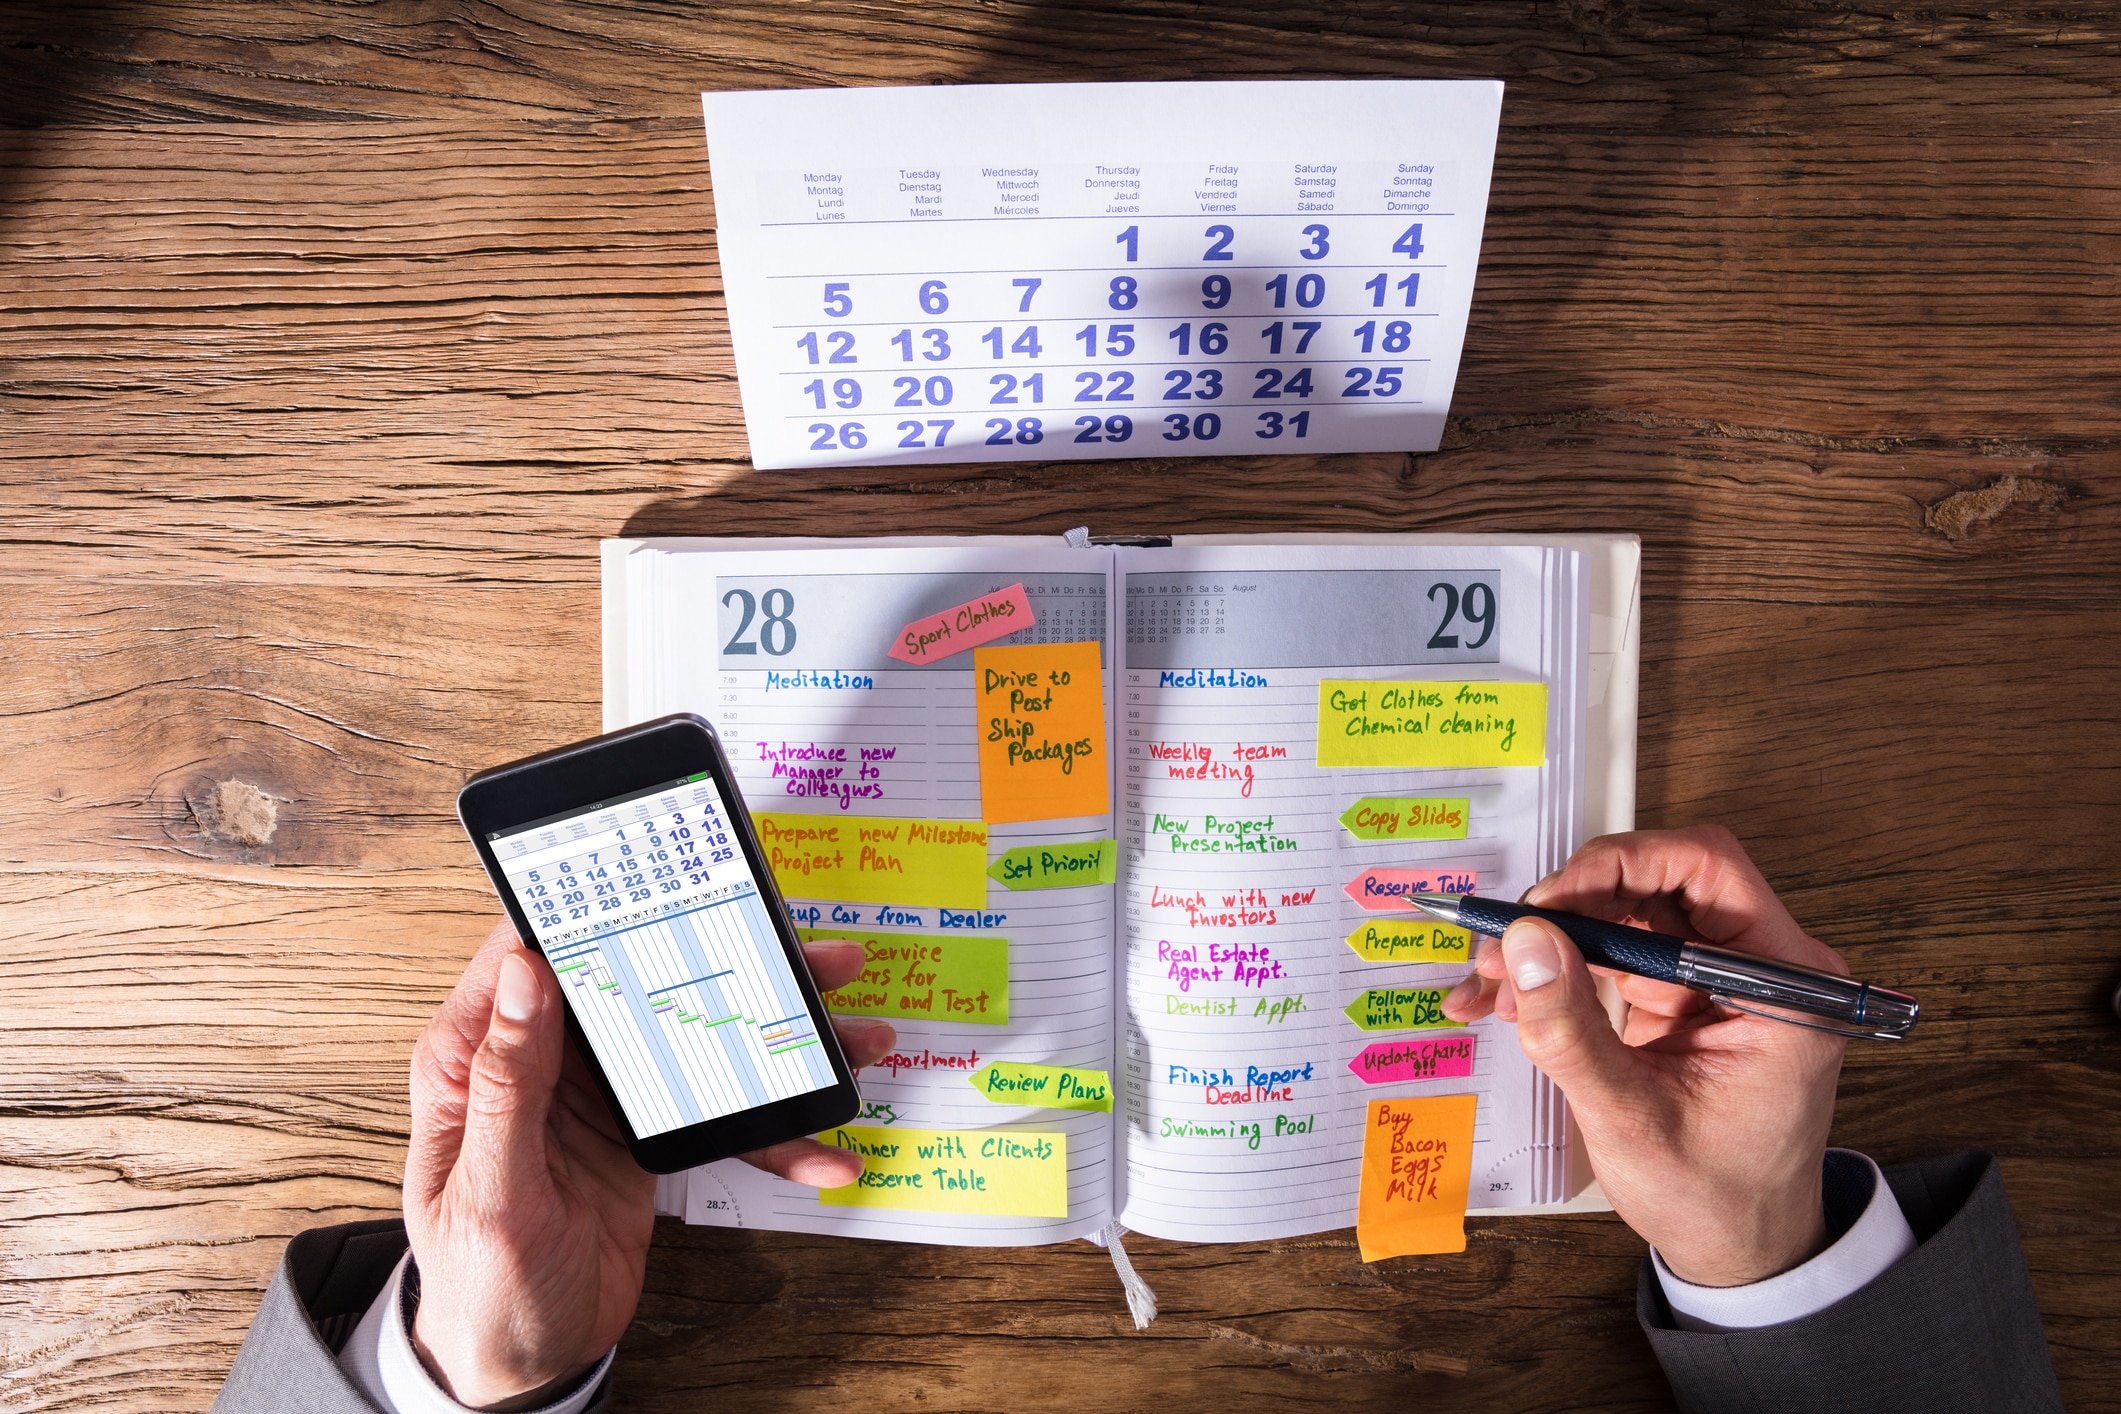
{"left": 754, "top": 812, "right": 987, "bottom": 908}
{"left": 968, "top": 1061, "right": 1113, "bottom": 1112}
{"left": 1358, "top": 1095, "right": 1477, "bottom": 1260}
{"left": 1317, "top": 681, "right": 1547, "bottom": 769}
{"left": 801, "top": 928, "right": 1008, "bottom": 1025}
{"left": 975, "top": 641, "right": 1108, "bottom": 824}
{"left": 888, "top": 582, "right": 1034, "bottom": 665}
{"left": 819, "top": 1125, "right": 1068, "bottom": 1217}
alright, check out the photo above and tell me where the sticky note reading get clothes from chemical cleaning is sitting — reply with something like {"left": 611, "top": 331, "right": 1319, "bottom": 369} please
{"left": 801, "top": 928, "right": 1009, "bottom": 1025}
{"left": 888, "top": 582, "right": 1035, "bottom": 665}
{"left": 1357, "top": 1094, "right": 1477, "bottom": 1260}
{"left": 968, "top": 1061, "right": 1113, "bottom": 1112}
{"left": 1317, "top": 681, "right": 1547, "bottom": 768}
{"left": 818, "top": 1125, "right": 1068, "bottom": 1217}
{"left": 975, "top": 641, "right": 1108, "bottom": 824}
{"left": 754, "top": 812, "right": 988, "bottom": 908}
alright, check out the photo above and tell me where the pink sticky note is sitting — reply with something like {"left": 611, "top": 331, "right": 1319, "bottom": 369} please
{"left": 1344, "top": 867, "right": 1480, "bottom": 913}
{"left": 888, "top": 583, "right": 1037, "bottom": 665}
{"left": 1348, "top": 1036, "right": 1478, "bottom": 1086}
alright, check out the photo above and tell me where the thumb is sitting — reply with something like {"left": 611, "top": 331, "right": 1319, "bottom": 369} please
{"left": 1499, "top": 917, "right": 1643, "bottom": 1116}
{"left": 458, "top": 948, "right": 564, "bottom": 1204}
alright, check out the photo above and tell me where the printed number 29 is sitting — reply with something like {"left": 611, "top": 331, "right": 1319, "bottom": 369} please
{"left": 1426, "top": 581, "right": 1495, "bottom": 651}
{"left": 722, "top": 587, "right": 798, "bottom": 656}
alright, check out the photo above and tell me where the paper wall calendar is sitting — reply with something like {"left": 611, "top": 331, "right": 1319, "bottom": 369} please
{"left": 700, "top": 81, "right": 1502, "bottom": 470}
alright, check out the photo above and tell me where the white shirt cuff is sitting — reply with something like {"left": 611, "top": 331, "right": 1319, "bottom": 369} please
{"left": 335, "top": 1253, "right": 615, "bottom": 1414}
{"left": 1652, "top": 1149, "right": 1917, "bottom": 1333}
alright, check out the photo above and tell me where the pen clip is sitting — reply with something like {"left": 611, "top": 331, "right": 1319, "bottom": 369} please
{"left": 1708, "top": 993, "right": 1913, "bottom": 1043}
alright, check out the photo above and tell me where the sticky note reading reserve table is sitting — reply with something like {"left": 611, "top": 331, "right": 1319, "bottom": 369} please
{"left": 699, "top": 81, "right": 1502, "bottom": 470}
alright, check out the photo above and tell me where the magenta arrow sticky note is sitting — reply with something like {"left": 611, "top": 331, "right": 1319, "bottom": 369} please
{"left": 1348, "top": 1035, "right": 1478, "bottom": 1086}
{"left": 1343, "top": 866, "right": 1479, "bottom": 913}
{"left": 888, "top": 583, "right": 1036, "bottom": 665}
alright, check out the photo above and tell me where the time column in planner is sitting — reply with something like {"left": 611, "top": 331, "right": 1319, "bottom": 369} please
{"left": 753, "top": 160, "right": 1461, "bottom": 467}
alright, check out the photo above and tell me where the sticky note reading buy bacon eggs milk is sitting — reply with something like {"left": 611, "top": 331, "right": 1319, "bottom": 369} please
{"left": 974, "top": 640, "right": 1109, "bottom": 825}
{"left": 1357, "top": 1094, "right": 1477, "bottom": 1260}
{"left": 887, "top": 582, "right": 1035, "bottom": 665}
{"left": 819, "top": 1125, "right": 1069, "bottom": 1217}
{"left": 800, "top": 928, "right": 1009, "bottom": 1026}
{"left": 753, "top": 811, "right": 987, "bottom": 908}
{"left": 1317, "top": 680, "right": 1547, "bottom": 769}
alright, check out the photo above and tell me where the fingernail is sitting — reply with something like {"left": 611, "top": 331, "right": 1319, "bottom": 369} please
{"left": 1503, "top": 922, "right": 1561, "bottom": 991}
{"left": 495, "top": 951, "right": 542, "bottom": 1023}
{"left": 1443, "top": 974, "right": 1479, "bottom": 1009}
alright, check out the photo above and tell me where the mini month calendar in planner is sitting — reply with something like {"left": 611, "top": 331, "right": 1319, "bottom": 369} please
{"left": 699, "top": 81, "right": 1503, "bottom": 470}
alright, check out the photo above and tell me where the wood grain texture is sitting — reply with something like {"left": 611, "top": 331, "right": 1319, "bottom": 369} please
{"left": 2, "top": 2, "right": 2117, "bottom": 1409}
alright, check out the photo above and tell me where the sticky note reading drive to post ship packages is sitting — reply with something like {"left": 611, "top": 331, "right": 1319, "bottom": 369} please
{"left": 698, "top": 81, "right": 1502, "bottom": 470}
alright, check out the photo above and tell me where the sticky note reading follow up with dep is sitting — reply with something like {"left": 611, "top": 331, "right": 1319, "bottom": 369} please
{"left": 699, "top": 81, "right": 1502, "bottom": 470}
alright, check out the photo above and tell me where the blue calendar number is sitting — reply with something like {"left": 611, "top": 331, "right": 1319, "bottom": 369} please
{"left": 919, "top": 280, "right": 950, "bottom": 315}
{"left": 1255, "top": 410, "right": 1312, "bottom": 439}
{"left": 1167, "top": 322, "right": 1228, "bottom": 356}
{"left": 985, "top": 417, "right": 1044, "bottom": 445}
{"left": 1341, "top": 367, "right": 1405, "bottom": 398}
{"left": 1108, "top": 276, "right": 1139, "bottom": 311}
{"left": 1202, "top": 224, "right": 1235, "bottom": 261}
{"left": 1011, "top": 277, "right": 1042, "bottom": 312}
{"left": 797, "top": 331, "right": 857, "bottom": 365}
{"left": 891, "top": 328, "right": 950, "bottom": 362}
{"left": 1299, "top": 224, "right": 1330, "bottom": 260}
{"left": 893, "top": 375, "right": 953, "bottom": 407}
{"left": 801, "top": 377, "right": 862, "bottom": 409}
{"left": 989, "top": 372, "right": 1046, "bottom": 404}
{"left": 1253, "top": 368, "right": 1315, "bottom": 399}
{"left": 1200, "top": 275, "right": 1232, "bottom": 310}
{"left": 1365, "top": 273, "right": 1421, "bottom": 307}
{"left": 1116, "top": 225, "right": 1139, "bottom": 262}
{"left": 1073, "top": 414, "right": 1133, "bottom": 444}
{"left": 1264, "top": 273, "right": 1325, "bottom": 309}
{"left": 1353, "top": 321, "right": 1413, "bottom": 354}
{"left": 1162, "top": 369, "right": 1223, "bottom": 401}
{"left": 1393, "top": 223, "right": 1426, "bottom": 258}
{"left": 806, "top": 422, "right": 868, "bottom": 450}
{"left": 897, "top": 419, "right": 955, "bottom": 448}
{"left": 1162, "top": 412, "right": 1221, "bottom": 441}
{"left": 822, "top": 282, "right": 853, "bottom": 317}
{"left": 981, "top": 326, "right": 1044, "bottom": 358}
{"left": 1076, "top": 324, "right": 1135, "bottom": 358}
{"left": 1260, "top": 321, "right": 1321, "bottom": 355}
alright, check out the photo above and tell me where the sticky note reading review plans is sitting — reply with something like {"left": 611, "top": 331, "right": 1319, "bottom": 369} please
{"left": 1317, "top": 681, "right": 1547, "bottom": 769}
{"left": 968, "top": 1061, "right": 1113, "bottom": 1112}
{"left": 819, "top": 1125, "right": 1068, "bottom": 1217}
{"left": 975, "top": 641, "right": 1109, "bottom": 825}
{"left": 754, "top": 812, "right": 987, "bottom": 908}
{"left": 1358, "top": 1094, "right": 1477, "bottom": 1260}
{"left": 888, "top": 582, "right": 1035, "bottom": 665}
{"left": 801, "top": 928, "right": 1008, "bottom": 1025}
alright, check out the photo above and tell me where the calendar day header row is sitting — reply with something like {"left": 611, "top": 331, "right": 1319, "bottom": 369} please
{"left": 758, "top": 160, "right": 1461, "bottom": 226}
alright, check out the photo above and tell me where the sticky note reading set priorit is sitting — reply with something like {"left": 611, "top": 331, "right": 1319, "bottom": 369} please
{"left": 820, "top": 1125, "right": 1068, "bottom": 1217}
{"left": 1357, "top": 1094, "right": 1477, "bottom": 1260}
{"left": 1317, "top": 681, "right": 1547, "bottom": 769}
{"left": 975, "top": 641, "right": 1108, "bottom": 824}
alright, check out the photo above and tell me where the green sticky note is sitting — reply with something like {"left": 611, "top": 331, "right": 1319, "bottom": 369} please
{"left": 1343, "top": 986, "right": 1463, "bottom": 1033}
{"left": 986, "top": 840, "right": 1117, "bottom": 890}
{"left": 802, "top": 928, "right": 1009, "bottom": 1025}
{"left": 1338, "top": 797, "right": 1470, "bottom": 841}
{"left": 968, "top": 1061, "right": 1113, "bottom": 1112}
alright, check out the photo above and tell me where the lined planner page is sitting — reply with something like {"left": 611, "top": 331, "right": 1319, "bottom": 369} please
{"left": 1113, "top": 543, "right": 1586, "bottom": 1243}
{"left": 616, "top": 541, "right": 1118, "bottom": 1245}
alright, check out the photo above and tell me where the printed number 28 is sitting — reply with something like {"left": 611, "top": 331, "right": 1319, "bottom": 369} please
{"left": 722, "top": 587, "right": 798, "bottom": 656}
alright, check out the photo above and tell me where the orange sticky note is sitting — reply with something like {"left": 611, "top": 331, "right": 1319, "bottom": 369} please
{"left": 974, "top": 640, "right": 1108, "bottom": 824}
{"left": 1357, "top": 1094, "right": 1477, "bottom": 1261}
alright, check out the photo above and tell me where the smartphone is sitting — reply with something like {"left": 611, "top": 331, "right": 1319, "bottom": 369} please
{"left": 456, "top": 712, "right": 861, "bottom": 1174}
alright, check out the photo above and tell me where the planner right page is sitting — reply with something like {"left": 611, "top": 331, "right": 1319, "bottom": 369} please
{"left": 1113, "top": 542, "right": 1588, "bottom": 1243}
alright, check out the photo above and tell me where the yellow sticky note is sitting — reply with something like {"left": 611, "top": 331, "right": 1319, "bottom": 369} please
{"left": 1357, "top": 1094, "right": 1477, "bottom": 1261}
{"left": 1317, "top": 681, "right": 1547, "bottom": 769}
{"left": 753, "top": 812, "right": 988, "bottom": 908}
{"left": 1344, "top": 919, "right": 1473, "bottom": 964}
{"left": 818, "top": 1125, "right": 1068, "bottom": 1217}
{"left": 975, "top": 640, "right": 1109, "bottom": 824}
{"left": 802, "top": 928, "right": 1008, "bottom": 1026}
{"left": 968, "top": 1061, "right": 1113, "bottom": 1112}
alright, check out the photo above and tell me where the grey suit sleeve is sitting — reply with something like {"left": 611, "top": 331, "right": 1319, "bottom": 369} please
{"left": 1637, "top": 1151, "right": 2062, "bottom": 1414}
{"left": 213, "top": 1219, "right": 611, "bottom": 1413}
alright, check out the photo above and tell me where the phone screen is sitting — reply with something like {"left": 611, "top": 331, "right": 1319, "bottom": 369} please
{"left": 486, "top": 769, "right": 836, "bottom": 1139}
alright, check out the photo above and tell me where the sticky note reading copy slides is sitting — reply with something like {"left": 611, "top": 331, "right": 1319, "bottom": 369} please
{"left": 1317, "top": 681, "right": 1547, "bottom": 768}
{"left": 975, "top": 641, "right": 1109, "bottom": 824}
{"left": 1339, "top": 797, "right": 1471, "bottom": 841}
{"left": 1358, "top": 1095, "right": 1477, "bottom": 1260}
{"left": 818, "top": 1126, "right": 1068, "bottom": 1217}
{"left": 968, "top": 1061, "right": 1113, "bottom": 1112}
{"left": 801, "top": 928, "right": 1008, "bottom": 1025}
{"left": 754, "top": 812, "right": 987, "bottom": 908}
{"left": 888, "top": 582, "right": 1035, "bottom": 665}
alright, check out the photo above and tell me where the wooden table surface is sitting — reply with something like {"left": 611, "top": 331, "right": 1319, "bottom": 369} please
{"left": 3, "top": 3, "right": 2117, "bottom": 1409}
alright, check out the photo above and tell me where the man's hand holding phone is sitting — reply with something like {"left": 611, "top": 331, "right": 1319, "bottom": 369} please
{"left": 402, "top": 922, "right": 896, "bottom": 1410}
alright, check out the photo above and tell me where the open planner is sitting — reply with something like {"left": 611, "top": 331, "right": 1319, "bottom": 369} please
{"left": 604, "top": 533, "right": 1639, "bottom": 1249}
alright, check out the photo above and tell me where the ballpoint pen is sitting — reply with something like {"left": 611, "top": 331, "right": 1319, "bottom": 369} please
{"left": 1407, "top": 893, "right": 1921, "bottom": 1042}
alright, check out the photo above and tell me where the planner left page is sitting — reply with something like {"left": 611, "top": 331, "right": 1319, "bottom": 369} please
{"left": 610, "top": 539, "right": 1118, "bottom": 1246}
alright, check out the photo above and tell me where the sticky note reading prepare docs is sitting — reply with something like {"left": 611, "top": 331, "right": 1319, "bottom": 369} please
{"left": 1317, "top": 681, "right": 1547, "bottom": 768}
{"left": 1344, "top": 920, "right": 1473, "bottom": 963}
{"left": 968, "top": 1061, "right": 1113, "bottom": 1112}
{"left": 888, "top": 582, "right": 1035, "bottom": 665}
{"left": 802, "top": 928, "right": 1008, "bottom": 1025}
{"left": 754, "top": 812, "right": 987, "bottom": 908}
{"left": 975, "top": 641, "right": 1108, "bottom": 824}
{"left": 1358, "top": 1094, "right": 1477, "bottom": 1260}
{"left": 819, "top": 1125, "right": 1068, "bottom": 1217}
